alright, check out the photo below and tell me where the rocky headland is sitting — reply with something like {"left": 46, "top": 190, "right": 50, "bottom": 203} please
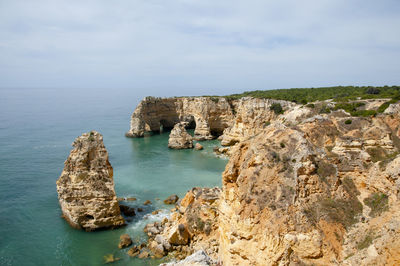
{"left": 56, "top": 131, "right": 125, "bottom": 231}
{"left": 125, "top": 92, "right": 400, "bottom": 265}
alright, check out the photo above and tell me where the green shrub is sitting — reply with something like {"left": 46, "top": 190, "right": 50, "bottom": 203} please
{"left": 306, "top": 103, "right": 315, "bottom": 108}
{"left": 225, "top": 86, "right": 400, "bottom": 103}
{"left": 378, "top": 102, "right": 390, "bottom": 113}
{"left": 345, "top": 119, "right": 352, "bottom": 124}
{"left": 366, "top": 87, "right": 380, "bottom": 95}
{"left": 364, "top": 192, "right": 389, "bottom": 217}
{"left": 350, "top": 110, "right": 377, "bottom": 117}
{"left": 280, "top": 142, "right": 285, "bottom": 148}
{"left": 265, "top": 121, "right": 271, "bottom": 127}
{"left": 366, "top": 147, "right": 387, "bottom": 162}
{"left": 320, "top": 105, "right": 331, "bottom": 114}
{"left": 270, "top": 103, "right": 284, "bottom": 115}
{"left": 357, "top": 231, "right": 375, "bottom": 250}
{"left": 317, "top": 161, "right": 336, "bottom": 180}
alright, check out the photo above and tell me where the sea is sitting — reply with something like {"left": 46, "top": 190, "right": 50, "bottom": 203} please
{"left": 0, "top": 88, "right": 228, "bottom": 266}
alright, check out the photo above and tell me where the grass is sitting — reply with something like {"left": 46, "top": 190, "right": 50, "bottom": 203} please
{"left": 364, "top": 192, "right": 389, "bottom": 217}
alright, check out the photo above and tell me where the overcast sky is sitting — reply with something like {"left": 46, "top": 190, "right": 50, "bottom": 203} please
{"left": 0, "top": 0, "right": 399, "bottom": 95}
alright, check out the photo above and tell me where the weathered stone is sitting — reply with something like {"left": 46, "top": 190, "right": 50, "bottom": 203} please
{"left": 168, "top": 122, "right": 194, "bottom": 149}
{"left": 168, "top": 224, "right": 190, "bottom": 245}
{"left": 164, "top": 194, "right": 179, "bottom": 204}
{"left": 143, "top": 200, "right": 152, "bottom": 205}
{"left": 127, "top": 246, "right": 140, "bottom": 257}
{"left": 118, "top": 234, "right": 132, "bottom": 249}
{"left": 161, "top": 250, "right": 215, "bottom": 265}
{"left": 194, "top": 143, "right": 204, "bottom": 150}
{"left": 126, "top": 197, "right": 137, "bottom": 201}
{"left": 56, "top": 131, "right": 125, "bottom": 231}
{"left": 138, "top": 251, "right": 149, "bottom": 259}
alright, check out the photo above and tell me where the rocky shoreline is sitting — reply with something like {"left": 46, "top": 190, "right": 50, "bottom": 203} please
{"left": 58, "top": 95, "right": 400, "bottom": 265}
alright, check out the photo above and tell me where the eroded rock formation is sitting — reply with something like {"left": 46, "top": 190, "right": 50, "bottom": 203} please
{"left": 56, "top": 131, "right": 125, "bottom": 231}
{"left": 168, "top": 122, "right": 194, "bottom": 149}
{"left": 126, "top": 97, "right": 234, "bottom": 140}
{"left": 218, "top": 109, "right": 400, "bottom": 265}
{"left": 136, "top": 98, "right": 400, "bottom": 265}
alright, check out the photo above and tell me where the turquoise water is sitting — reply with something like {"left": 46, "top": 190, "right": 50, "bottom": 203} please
{"left": 0, "top": 88, "right": 227, "bottom": 266}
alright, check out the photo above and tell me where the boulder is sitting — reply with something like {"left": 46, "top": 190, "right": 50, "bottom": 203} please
{"left": 127, "top": 246, "right": 140, "bottom": 257}
{"left": 56, "top": 131, "right": 125, "bottom": 231}
{"left": 168, "top": 224, "right": 190, "bottom": 245}
{"left": 194, "top": 143, "right": 204, "bottom": 150}
{"left": 118, "top": 234, "right": 132, "bottom": 249}
{"left": 164, "top": 194, "right": 179, "bottom": 204}
{"left": 119, "top": 205, "right": 136, "bottom": 216}
{"left": 161, "top": 250, "right": 215, "bottom": 265}
{"left": 138, "top": 251, "right": 149, "bottom": 259}
{"left": 144, "top": 200, "right": 152, "bottom": 205}
{"left": 126, "top": 197, "right": 137, "bottom": 201}
{"left": 168, "top": 122, "right": 194, "bottom": 149}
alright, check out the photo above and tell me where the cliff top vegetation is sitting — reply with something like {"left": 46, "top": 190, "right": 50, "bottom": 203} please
{"left": 223, "top": 86, "right": 400, "bottom": 104}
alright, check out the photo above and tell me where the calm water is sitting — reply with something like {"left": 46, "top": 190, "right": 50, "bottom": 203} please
{"left": 0, "top": 88, "right": 227, "bottom": 266}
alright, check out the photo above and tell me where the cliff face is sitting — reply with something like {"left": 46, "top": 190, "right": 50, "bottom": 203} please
{"left": 126, "top": 96, "right": 297, "bottom": 143}
{"left": 131, "top": 97, "right": 400, "bottom": 265}
{"left": 56, "top": 131, "right": 125, "bottom": 231}
{"left": 219, "top": 109, "right": 400, "bottom": 265}
{"left": 126, "top": 97, "right": 234, "bottom": 140}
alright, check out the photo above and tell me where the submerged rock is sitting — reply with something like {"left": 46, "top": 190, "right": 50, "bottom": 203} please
{"left": 119, "top": 205, "right": 136, "bottom": 216}
{"left": 103, "top": 254, "right": 120, "bottom": 264}
{"left": 56, "top": 131, "right": 125, "bottom": 231}
{"left": 118, "top": 234, "right": 133, "bottom": 249}
{"left": 144, "top": 200, "right": 152, "bottom": 205}
{"left": 164, "top": 194, "right": 179, "bottom": 204}
{"left": 126, "top": 197, "right": 137, "bottom": 201}
{"left": 168, "top": 122, "right": 194, "bottom": 149}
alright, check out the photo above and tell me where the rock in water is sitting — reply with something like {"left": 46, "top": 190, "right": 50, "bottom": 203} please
{"left": 164, "top": 194, "right": 179, "bottom": 204}
{"left": 168, "top": 122, "right": 194, "bottom": 149}
{"left": 194, "top": 143, "right": 203, "bottom": 150}
{"left": 118, "top": 234, "right": 133, "bottom": 249}
{"left": 56, "top": 131, "right": 125, "bottom": 231}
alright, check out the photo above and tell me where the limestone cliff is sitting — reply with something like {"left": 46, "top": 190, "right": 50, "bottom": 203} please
{"left": 56, "top": 131, "right": 125, "bottom": 231}
{"left": 127, "top": 96, "right": 400, "bottom": 265}
{"left": 126, "top": 97, "right": 234, "bottom": 140}
{"left": 125, "top": 96, "right": 300, "bottom": 143}
{"left": 218, "top": 110, "right": 400, "bottom": 265}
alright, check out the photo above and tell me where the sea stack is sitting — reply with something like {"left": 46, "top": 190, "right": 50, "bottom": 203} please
{"left": 168, "top": 122, "right": 194, "bottom": 149}
{"left": 56, "top": 131, "right": 125, "bottom": 231}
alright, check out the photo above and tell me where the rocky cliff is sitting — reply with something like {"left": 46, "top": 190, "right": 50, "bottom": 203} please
{"left": 129, "top": 97, "right": 400, "bottom": 265}
{"left": 126, "top": 97, "right": 234, "bottom": 140}
{"left": 218, "top": 108, "right": 400, "bottom": 265}
{"left": 125, "top": 96, "right": 299, "bottom": 144}
{"left": 56, "top": 131, "right": 125, "bottom": 231}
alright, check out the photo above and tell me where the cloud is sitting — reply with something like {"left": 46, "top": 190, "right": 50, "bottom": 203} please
{"left": 0, "top": 0, "right": 399, "bottom": 94}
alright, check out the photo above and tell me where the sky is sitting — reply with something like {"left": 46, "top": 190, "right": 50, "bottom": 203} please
{"left": 0, "top": 0, "right": 399, "bottom": 95}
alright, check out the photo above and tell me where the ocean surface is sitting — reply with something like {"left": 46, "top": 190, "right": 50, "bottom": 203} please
{"left": 0, "top": 88, "right": 228, "bottom": 266}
